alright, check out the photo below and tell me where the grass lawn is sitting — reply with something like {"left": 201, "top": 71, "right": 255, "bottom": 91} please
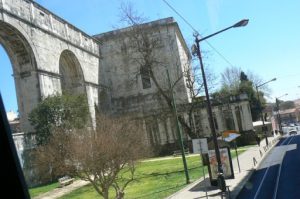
{"left": 29, "top": 181, "right": 59, "bottom": 198}
{"left": 59, "top": 145, "right": 252, "bottom": 199}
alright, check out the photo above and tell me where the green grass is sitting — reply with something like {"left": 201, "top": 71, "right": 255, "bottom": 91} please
{"left": 59, "top": 145, "right": 251, "bottom": 199}
{"left": 29, "top": 181, "right": 59, "bottom": 198}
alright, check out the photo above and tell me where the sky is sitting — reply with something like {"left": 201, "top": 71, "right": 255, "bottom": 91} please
{"left": 1, "top": 0, "right": 300, "bottom": 112}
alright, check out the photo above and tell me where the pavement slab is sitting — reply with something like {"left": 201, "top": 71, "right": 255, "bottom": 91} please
{"left": 33, "top": 180, "right": 89, "bottom": 199}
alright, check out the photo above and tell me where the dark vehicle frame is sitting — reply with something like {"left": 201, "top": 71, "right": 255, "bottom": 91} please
{"left": 289, "top": 130, "right": 297, "bottom": 136}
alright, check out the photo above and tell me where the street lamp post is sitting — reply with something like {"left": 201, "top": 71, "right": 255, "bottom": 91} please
{"left": 255, "top": 78, "right": 276, "bottom": 146}
{"left": 191, "top": 19, "right": 249, "bottom": 192}
{"left": 166, "top": 69, "right": 190, "bottom": 184}
{"left": 275, "top": 93, "right": 288, "bottom": 133}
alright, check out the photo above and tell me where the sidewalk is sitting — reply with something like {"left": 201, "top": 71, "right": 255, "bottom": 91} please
{"left": 166, "top": 135, "right": 281, "bottom": 199}
{"left": 33, "top": 180, "right": 89, "bottom": 199}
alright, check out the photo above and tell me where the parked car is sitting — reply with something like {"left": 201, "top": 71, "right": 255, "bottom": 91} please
{"left": 289, "top": 130, "right": 297, "bottom": 135}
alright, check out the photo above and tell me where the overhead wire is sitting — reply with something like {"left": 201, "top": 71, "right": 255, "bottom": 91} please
{"left": 162, "top": 0, "right": 300, "bottom": 93}
{"left": 162, "top": 0, "right": 235, "bottom": 67}
{"left": 162, "top": 0, "right": 198, "bottom": 33}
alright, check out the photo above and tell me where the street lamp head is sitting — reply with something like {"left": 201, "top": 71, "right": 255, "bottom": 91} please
{"left": 195, "top": 19, "right": 249, "bottom": 43}
{"left": 232, "top": 19, "right": 249, "bottom": 28}
{"left": 277, "top": 93, "right": 288, "bottom": 99}
{"left": 271, "top": 78, "right": 277, "bottom": 82}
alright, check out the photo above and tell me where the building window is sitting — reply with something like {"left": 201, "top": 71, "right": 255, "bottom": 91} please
{"left": 140, "top": 66, "right": 151, "bottom": 89}
{"left": 145, "top": 118, "right": 160, "bottom": 145}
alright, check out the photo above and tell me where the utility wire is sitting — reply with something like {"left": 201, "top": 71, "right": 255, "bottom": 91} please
{"left": 204, "top": 42, "right": 235, "bottom": 67}
{"left": 162, "top": 0, "right": 235, "bottom": 67}
{"left": 162, "top": 0, "right": 198, "bottom": 33}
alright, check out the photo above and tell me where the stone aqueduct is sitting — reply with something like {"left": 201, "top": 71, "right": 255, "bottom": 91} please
{"left": 0, "top": 0, "right": 102, "bottom": 132}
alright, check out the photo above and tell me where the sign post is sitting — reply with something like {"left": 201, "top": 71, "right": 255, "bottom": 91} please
{"left": 221, "top": 130, "right": 241, "bottom": 173}
{"left": 192, "top": 138, "right": 209, "bottom": 199}
{"left": 234, "top": 141, "right": 241, "bottom": 173}
{"left": 192, "top": 138, "right": 208, "bottom": 154}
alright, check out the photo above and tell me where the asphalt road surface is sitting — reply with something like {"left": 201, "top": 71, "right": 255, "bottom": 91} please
{"left": 237, "top": 134, "right": 300, "bottom": 199}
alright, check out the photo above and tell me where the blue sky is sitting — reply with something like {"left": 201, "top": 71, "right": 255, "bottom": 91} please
{"left": 1, "top": 0, "right": 300, "bottom": 112}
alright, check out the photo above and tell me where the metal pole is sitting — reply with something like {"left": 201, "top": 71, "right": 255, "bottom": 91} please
{"left": 276, "top": 98, "right": 280, "bottom": 130}
{"left": 276, "top": 98, "right": 283, "bottom": 133}
{"left": 198, "top": 26, "right": 233, "bottom": 42}
{"left": 166, "top": 69, "right": 190, "bottom": 184}
{"left": 195, "top": 37, "right": 226, "bottom": 192}
{"left": 234, "top": 141, "right": 241, "bottom": 173}
{"left": 256, "top": 86, "right": 268, "bottom": 146}
{"left": 199, "top": 140, "right": 208, "bottom": 199}
{"left": 198, "top": 19, "right": 249, "bottom": 42}
{"left": 278, "top": 113, "right": 282, "bottom": 133}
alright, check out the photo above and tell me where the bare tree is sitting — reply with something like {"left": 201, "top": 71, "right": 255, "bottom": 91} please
{"left": 33, "top": 114, "right": 147, "bottom": 199}
{"left": 217, "top": 66, "right": 271, "bottom": 121}
{"left": 220, "top": 66, "right": 270, "bottom": 95}
{"left": 67, "top": 114, "right": 148, "bottom": 199}
{"left": 32, "top": 128, "right": 74, "bottom": 183}
{"left": 184, "top": 59, "right": 217, "bottom": 137}
{"left": 116, "top": 3, "right": 217, "bottom": 139}
{"left": 221, "top": 66, "right": 242, "bottom": 93}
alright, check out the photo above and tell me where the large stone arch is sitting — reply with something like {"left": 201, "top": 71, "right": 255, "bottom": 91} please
{"left": 59, "top": 50, "right": 86, "bottom": 95}
{"left": 0, "top": 21, "right": 40, "bottom": 132}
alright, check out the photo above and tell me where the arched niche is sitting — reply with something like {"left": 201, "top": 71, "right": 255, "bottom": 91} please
{"left": 59, "top": 50, "right": 86, "bottom": 95}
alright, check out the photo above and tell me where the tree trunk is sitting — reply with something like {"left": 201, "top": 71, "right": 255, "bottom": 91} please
{"left": 103, "top": 190, "right": 109, "bottom": 199}
{"left": 115, "top": 190, "right": 124, "bottom": 199}
{"left": 178, "top": 116, "right": 197, "bottom": 139}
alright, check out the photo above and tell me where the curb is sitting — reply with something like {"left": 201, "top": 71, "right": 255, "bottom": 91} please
{"left": 230, "top": 169, "right": 255, "bottom": 198}
{"left": 254, "top": 136, "right": 280, "bottom": 170}
{"left": 165, "top": 176, "right": 206, "bottom": 199}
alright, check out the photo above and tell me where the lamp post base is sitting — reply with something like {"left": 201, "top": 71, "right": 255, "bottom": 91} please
{"left": 217, "top": 173, "right": 226, "bottom": 192}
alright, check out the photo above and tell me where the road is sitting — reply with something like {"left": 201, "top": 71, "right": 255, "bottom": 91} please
{"left": 237, "top": 134, "right": 300, "bottom": 199}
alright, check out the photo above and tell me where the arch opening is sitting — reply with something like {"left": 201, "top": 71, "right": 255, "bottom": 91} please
{"left": 0, "top": 21, "right": 40, "bottom": 184}
{"left": 59, "top": 50, "right": 93, "bottom": 129}
{"left": 59, "top": 50, "right": 85, "bottom": 95}
{"left": 0, "top": 21, "right": 39, "bottom": 133}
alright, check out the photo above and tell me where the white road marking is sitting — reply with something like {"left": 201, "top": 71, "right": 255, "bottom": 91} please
{"left": 273, "top": 136, "right": 295, "bottom": 199}
{"left": 253, "top": 137, "right": 295, "bottom": 199}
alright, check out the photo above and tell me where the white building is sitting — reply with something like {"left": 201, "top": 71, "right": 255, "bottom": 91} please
{"left": 95, "top": 18, "right": 191, "bottom": 115}
{"left": 94, "top": 18, "right": 254, "bottom": 151}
